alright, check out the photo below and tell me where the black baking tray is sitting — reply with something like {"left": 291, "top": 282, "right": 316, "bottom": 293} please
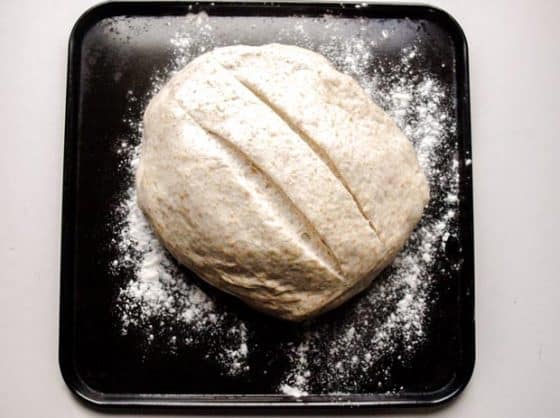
{"left": 59, "top": 1, "right": 474, "bottom": 410}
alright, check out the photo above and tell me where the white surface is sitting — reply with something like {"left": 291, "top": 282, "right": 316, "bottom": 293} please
{"left": 0, "top": 0, "right": 559, "bottom": 416}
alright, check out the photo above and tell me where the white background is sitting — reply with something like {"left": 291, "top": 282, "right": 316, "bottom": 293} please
{"left": 1, "top": 0, "right": 559, "bottom": 416}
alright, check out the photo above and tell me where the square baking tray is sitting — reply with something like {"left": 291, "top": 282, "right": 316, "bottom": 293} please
{"left": 59, "top": 1, "right": 474, "bottom": 410}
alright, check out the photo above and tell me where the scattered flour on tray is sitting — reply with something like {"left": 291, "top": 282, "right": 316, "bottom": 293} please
{"left": 109, "top": 13, "right": 461, "bottom": 394}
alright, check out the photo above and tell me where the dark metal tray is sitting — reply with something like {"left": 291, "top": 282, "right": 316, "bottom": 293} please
{"left": 60, "top": 1, "right": 474, "bottom": 410}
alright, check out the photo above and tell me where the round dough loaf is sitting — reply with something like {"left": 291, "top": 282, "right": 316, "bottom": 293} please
{"left": 136, "top": 44, "right": 429, "bottom": 321}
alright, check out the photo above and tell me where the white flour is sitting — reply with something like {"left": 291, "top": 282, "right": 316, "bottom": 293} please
{"left": 108, "top": 13, "right": 461, "bottom": 395}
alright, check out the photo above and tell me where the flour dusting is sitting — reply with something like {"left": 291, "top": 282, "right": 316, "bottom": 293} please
{"left": 108, "top": 12, "right": 462, "bottom": 395}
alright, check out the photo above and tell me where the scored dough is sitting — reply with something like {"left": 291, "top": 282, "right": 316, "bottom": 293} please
{"left": 137, "top": 44, "right": 429, "bottom": 321}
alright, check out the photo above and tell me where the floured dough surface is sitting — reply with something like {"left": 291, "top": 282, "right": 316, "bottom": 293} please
{"left": 137, "top": 44, "right": 429, "bottom": 321}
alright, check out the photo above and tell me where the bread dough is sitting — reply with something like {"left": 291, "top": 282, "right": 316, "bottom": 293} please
{"left": 136, "top": 44, "right": 429, "bottom": 321}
